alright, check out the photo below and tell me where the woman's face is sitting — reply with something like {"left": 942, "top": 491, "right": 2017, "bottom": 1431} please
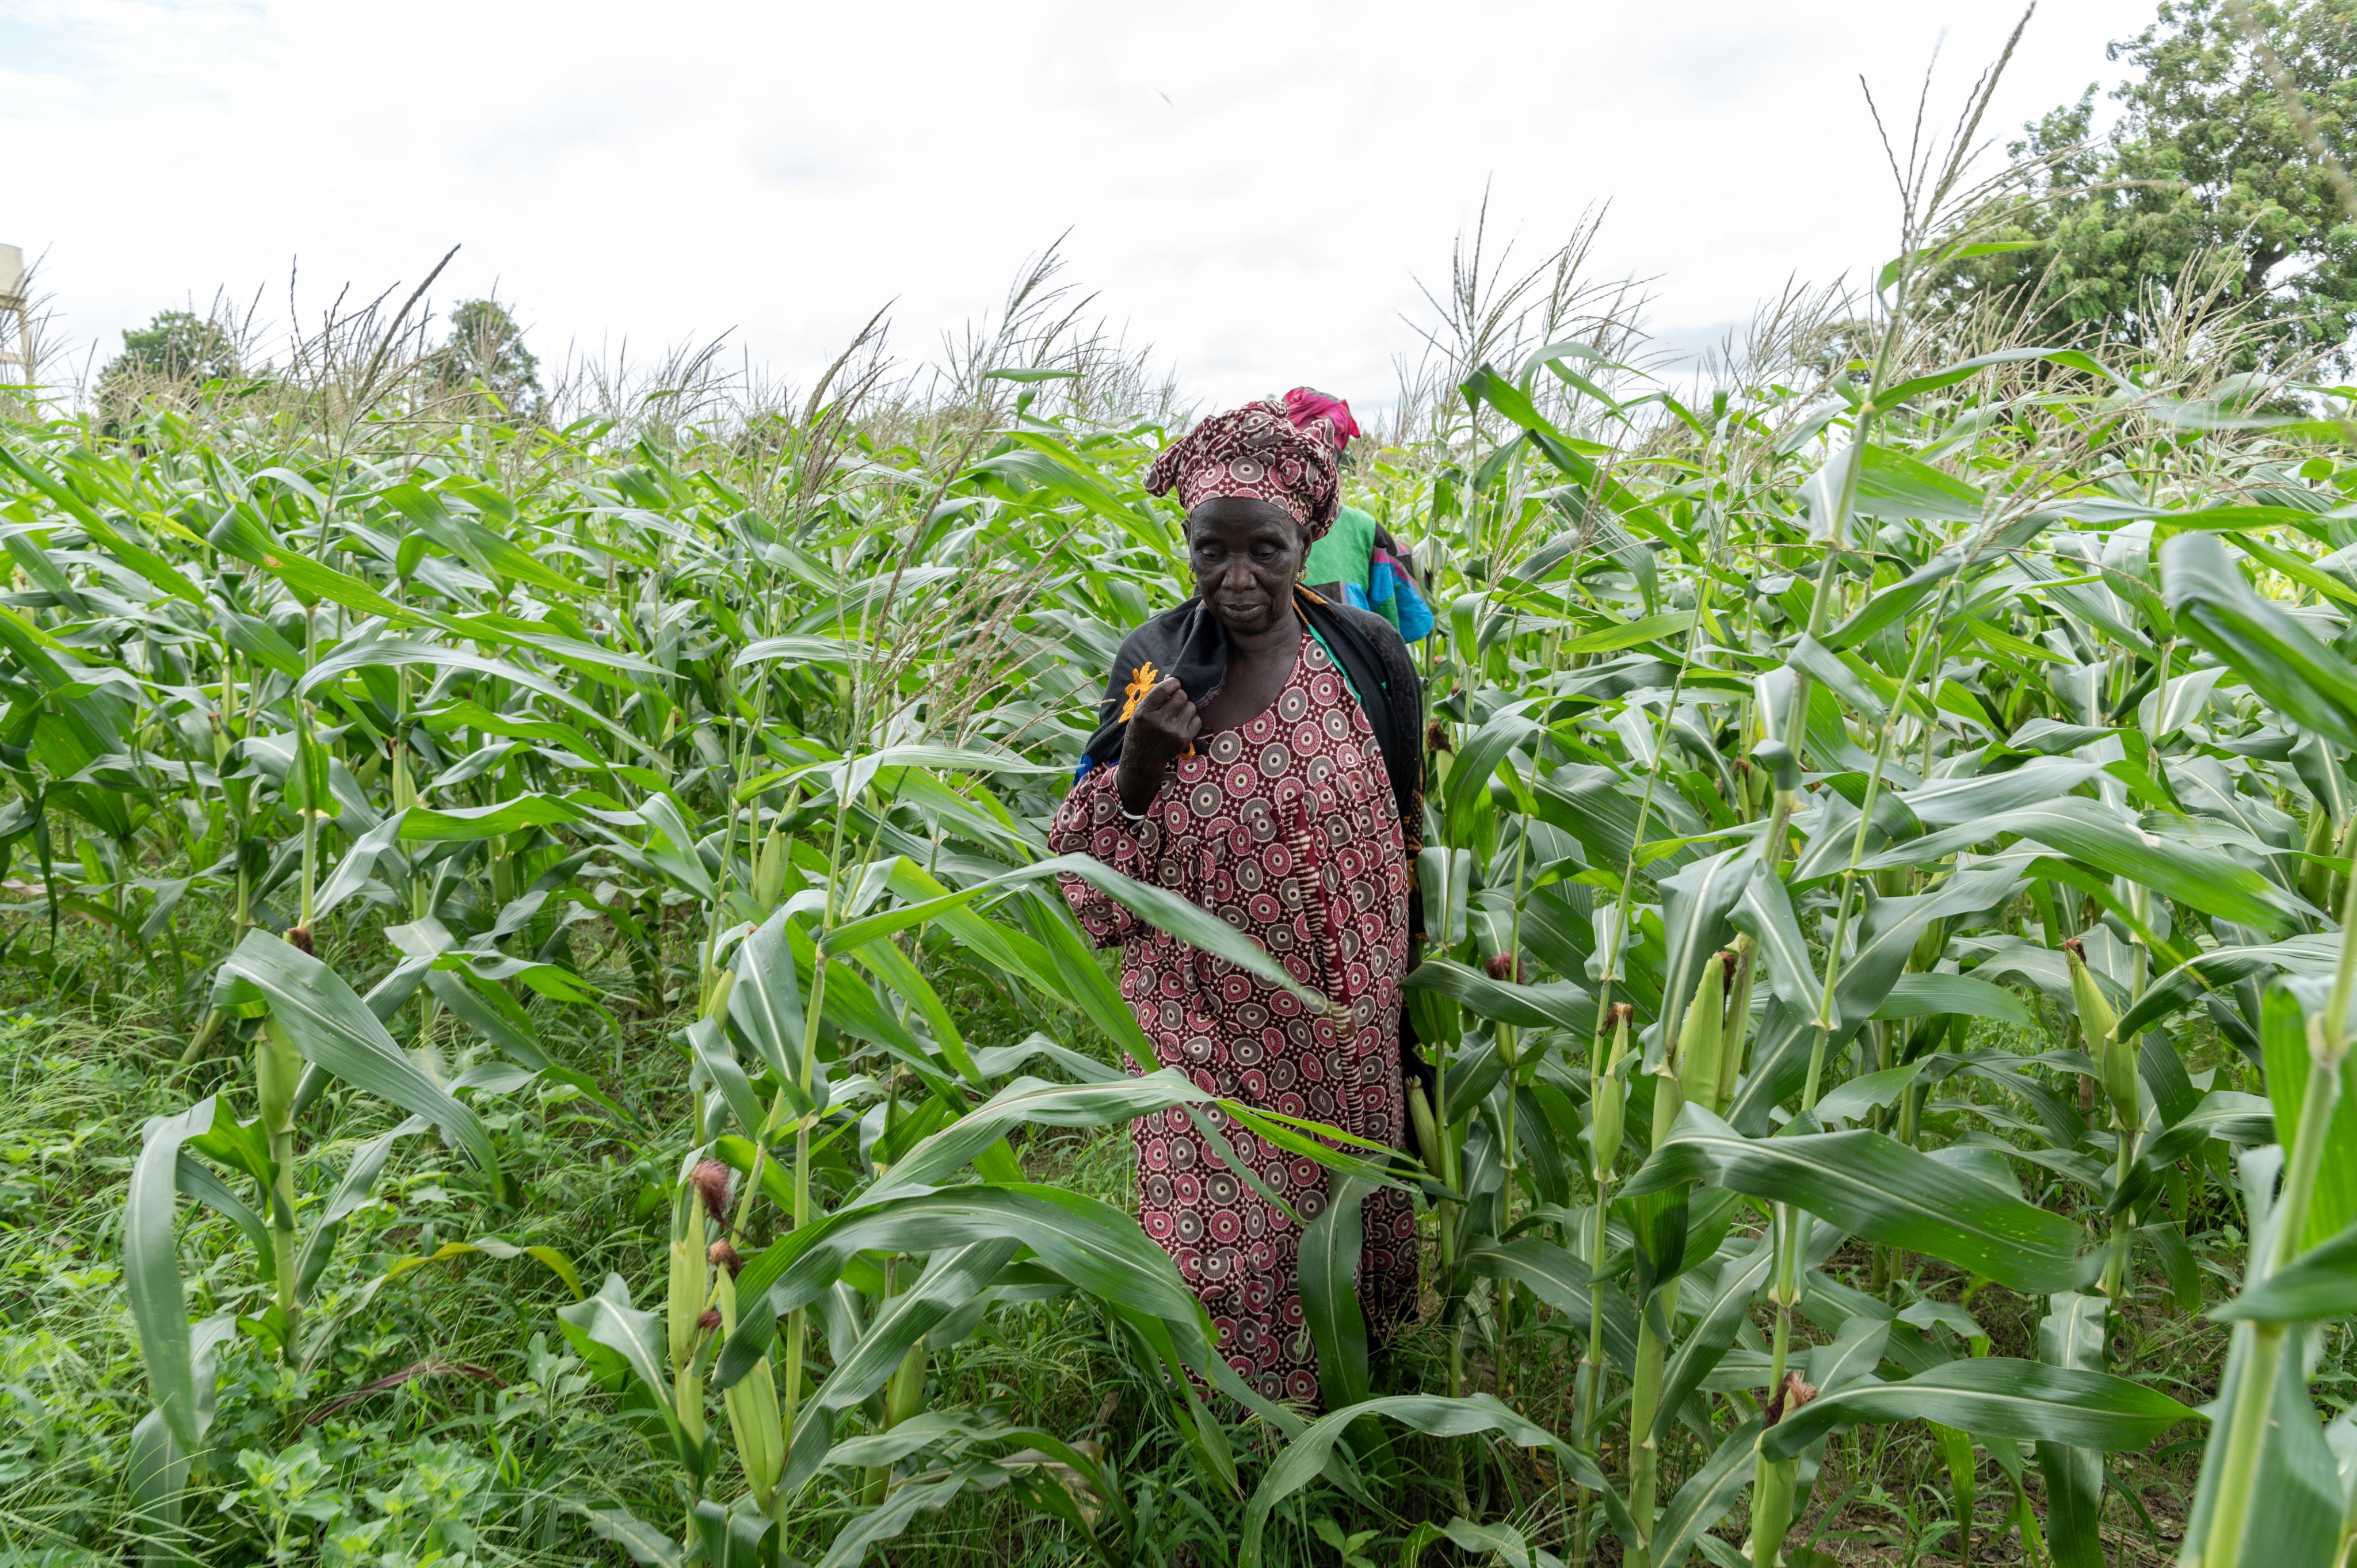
{"left": 1188, "top": 497, "right": 1303, "bottom": 635}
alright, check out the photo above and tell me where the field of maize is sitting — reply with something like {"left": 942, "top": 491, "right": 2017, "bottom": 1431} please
{"left": 7, "top": 68, "right": 2357, "bottom": 1568}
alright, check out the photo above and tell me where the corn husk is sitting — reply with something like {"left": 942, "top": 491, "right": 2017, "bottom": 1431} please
{"left": 2301, "top": 805, "right": 2336, "bottom": 909}
{"left": 1718, "top": 938, "right": 1755, "bottom": 1114}
{"left": 2064, "top": 938, "right": 2140, "bottom": 1130}
{"left": 753, "top": 821, "right": 791, "bottom": 909}
{"left": 1676, "top": 953, "right": 1728, "bottom": 1108}
{"left": 714, "top": 1268, "right": 782, "bottom": 1502}
{"left": 1591, "top": 1005, "right": 1632, "bottom": 1180}
{"left": 667, "top": 1194, "right": 707, "bottom": 1371}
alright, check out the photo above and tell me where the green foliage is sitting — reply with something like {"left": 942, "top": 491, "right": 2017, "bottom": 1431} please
{"left": 426, "top": 297, "right": 541, "bottom": 418}
{"left": 7, "top": 93, "right": 2357, "bottom": 1565}
{"left": 96, "top": 309, "right": 246, "bottom": 416}
{"left": 105, "top": 310, "right": 241, "bottom": 385}
{"left": 1938, "top": 0, "right": 2357, "bottom": 372}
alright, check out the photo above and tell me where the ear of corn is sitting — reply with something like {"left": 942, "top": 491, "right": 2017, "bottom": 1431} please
{"left": 1675, "top": 952, "right": 1727, "bottom": 1110}
{"left": 1591, "top": 1004, "right": 1632, "bottom": 1180}
{"left": 714, "top": 1268, "right": 781, "bottom": 1504}
{"left": 2065, "top": 937, "right": 2140, "bottom": 1132}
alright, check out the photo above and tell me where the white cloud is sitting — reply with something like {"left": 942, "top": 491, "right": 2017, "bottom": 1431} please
{"left": 6, "top": 0, "right": 2148, "bottom": 410}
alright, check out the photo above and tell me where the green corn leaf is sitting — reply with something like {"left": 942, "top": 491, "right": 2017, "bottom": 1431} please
{"left": 727, "top": 907, "right": 806, "bottom": 1084}
{"left": 2258, "top": 980, "right": 2357, "bottom": 1249}
{"left": 2113, "top": 936, "right": 2340, "bottom": 1041}
{"left": 884, "top": 859, "right": 1067, "bottom": 998}
{"left": 424, "top": 969, "right": 554, "bottom": 1074}
{"left": 1856, "top": 799, "right": 2296, "bottom": 933}
{"left": 856, "top": 853, "right": 1330, "bottom": 1014}
{"left": 293, "top": 1115, "right": 431, "bottom": 1296}
{"left": 207, "top": 506, "right": 413, "bottom": 621}
{"left": 125, "top": 1099, "right": 216, "bottom": 1454}
{"left": 1824, "top": 552, "right": 1965, "bottom": 651}
{"left": 1240, "top": 1393, "right": 1635, "bottom": 1568}
{"left": 1654, "top": 1239, "right": 1774, "bottom": 1444}
{"left": 1870, "top": 972, "right": 2033, "bottom": 1027}
{"left": 212, "top": 932, "right": 499, "bottom": 1180}
{"left": 1652, "top": 846, "right": 1752, "bottom": 1069}
{"left": 1868, "top": 345, "right": 2113, "bottom": 411}
{"left": 730, "top": 634, "right": 856, "bottom": 672}
{"left": 2035, "top": 1292, "right": 2109, "bottom": 1568}
{"left": 1830, "top": 863, "right": 2024, "bottom": 1032}
{"left": 1761, "top": 1357, "right": 2196, "bottom": 1462}
{"left": 2161, "top": 531, "right": 2357, "bottom": 749}
{"left": 848, "top": 937, "right": 983, "bottom": 1085}
{"left": 688, "top": 1021, "right": 768, "bottom": 1144}
{"left": 1729, "top": 860, "right": 1820, "bottom": 1013}
{"left": 558, "top": 1273, "right": 680, "bottom": 1413}
{"left": 1299, "top": 1176, "right": 1371, "bottom": 1413}
{"left": 807, "top": 1468, "right": 989, "bottom": 1568}
{"left": 575, "top": 1504, "right": 685, "bottom": 1568}
{"left": 1854, "top": 443, "right": 1987, "bottom": 522}
{"left": 2216, "top": 1216, "right": 2357, "bottom": 1322}
{"left": 379, "top": 482, "right": 591, "bottom": 600}
{"left": 2177, "top": 1298, "right": 2346, "bottom": 1566}
{"left": 1461, "top": 1238, "right": 1641, "bottom": 1374}
{"left": 1627, "top": 1105, "right": 2091, "bottom": 1293}
{"left": 1816, "top": 1061, "right": 1927, "bottom": 1124}
{"left": 714, "top": 1184, "right": 1276, "bottom": 1432}
{"left": 1561, "top": 610, "right": 1695, "bottom": 655}
{"left": 815, "top": 854, "right": 1076, "bottom": 952}
{"left": 172, "top": 1151, "right": 274, "bottom": 1280}
{"left": 1440, "top": 1518, "right": 1540, "bottom": 1565}
{"left": 1019, "top": 891, "right": 1164, "bottom": 1077}
{"left": 302, "top": 640, "right": 659, "bottom": 762}
{"left": 124, "top": 1311, "right": 236, "bottom": 1565}
{"left": 1402, "top": 958, "right": 1595, "bottom": 1033}
{"left": 689, "top": 1498, "right": 777, "bottom": 1568}
{"left": 313, "top": 813, "right": 407, "bottom": 920}
{"left": 1443, "top": 709, "right": 1539, "bottom": 849}
{"left": 0, "top": 447, "right": 205, "bottom": 604}
{"left": 124, "top": 1407, "right": 189, "bottom": 1565}
{"left": 379, "top": 1236, "right": 584, "bottom": 1301}
{"left": 776, "top": 1240, "right": 1021, "bottom": 1497}
{"left": 1652, "top": 1415, "right": 1767, "bottom": 1568}
{"left": 864, "top": 1071, "right": 1209, "bottom": 1200}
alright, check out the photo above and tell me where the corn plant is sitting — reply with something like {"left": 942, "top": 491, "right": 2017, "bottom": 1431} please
{"left": 3, "top": 109, "right": 2357, "bottom": 1565}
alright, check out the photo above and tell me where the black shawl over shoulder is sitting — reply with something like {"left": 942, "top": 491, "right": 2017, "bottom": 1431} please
{"left": 1073, "top": 587, "right": 1434, "bottom": 1086}
{"left": 1076, "top": 587, "right": 1425, "bottom": 848}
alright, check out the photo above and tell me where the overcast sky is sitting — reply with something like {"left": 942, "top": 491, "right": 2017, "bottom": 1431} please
{"left": 4, "top": 0, "right": 2158, "bottom": 413}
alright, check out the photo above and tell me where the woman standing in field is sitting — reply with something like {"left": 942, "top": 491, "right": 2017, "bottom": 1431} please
{"left": 1047, "top": 390, "right": 1425, "bottom": 1407}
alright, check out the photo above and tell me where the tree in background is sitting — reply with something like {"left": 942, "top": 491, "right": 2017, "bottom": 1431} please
{"left": 429, "top": 297, "right": 541, "bottom": 418}
{"left": 1938, "top": 0, "right": 2356, "bottom": 373}
{"left": 96, "top": 309, "right": 242, "bottom": 406}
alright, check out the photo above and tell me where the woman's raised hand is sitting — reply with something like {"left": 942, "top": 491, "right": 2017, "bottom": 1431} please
{"left": 1118, "top": 676, "right": 1200, "bottom": 815}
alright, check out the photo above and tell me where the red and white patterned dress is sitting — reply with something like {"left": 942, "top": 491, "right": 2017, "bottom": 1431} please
{"left": 1048, "top": 631, "right": 1418, "bottom": 1405}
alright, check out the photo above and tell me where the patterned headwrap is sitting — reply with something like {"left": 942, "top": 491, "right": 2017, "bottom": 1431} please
{"left": 1144, "top": 388, "right": 1357, "bottom": 543}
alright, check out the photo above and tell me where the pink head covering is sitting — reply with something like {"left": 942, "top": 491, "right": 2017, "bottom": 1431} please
{"left": 1144, "top": 387, "right": 1359, "bottom": 542}
{"left": 1283, "top": 386, "right": 1360, "bottom": 451}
